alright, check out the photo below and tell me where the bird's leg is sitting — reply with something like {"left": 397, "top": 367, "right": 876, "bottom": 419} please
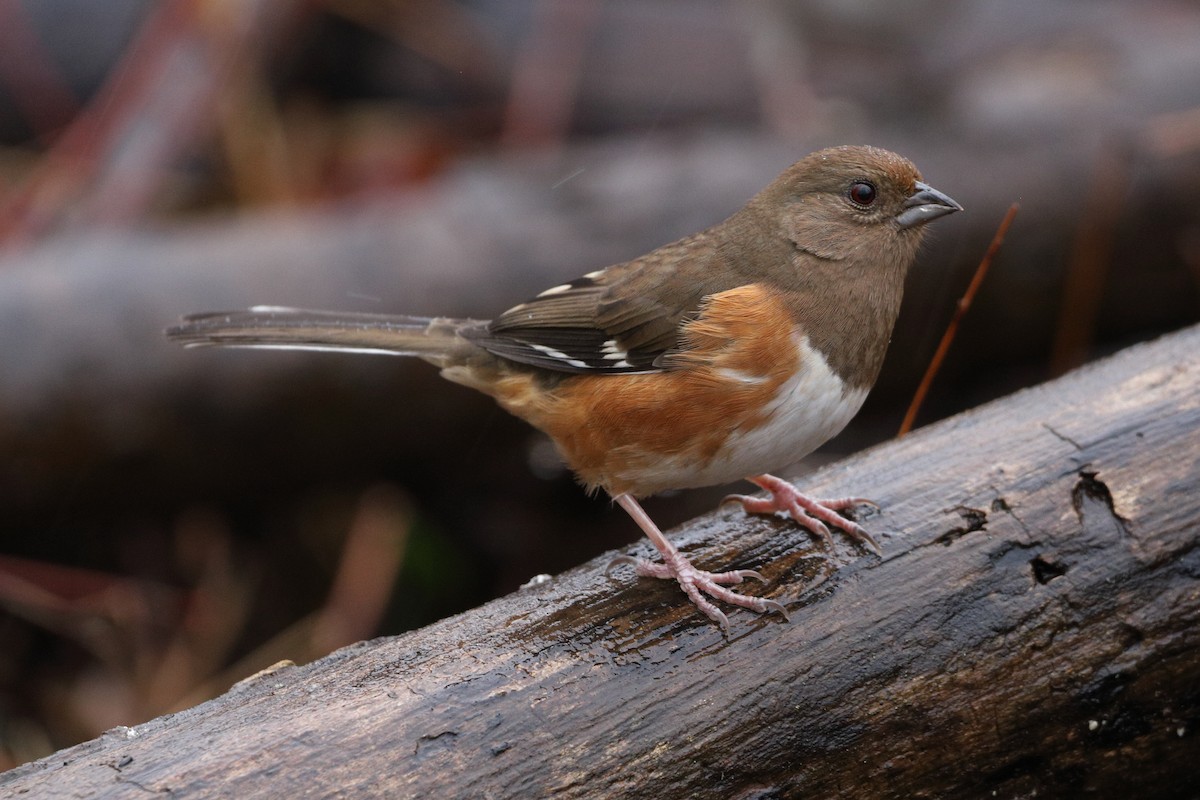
{"left": 723, "top": 473, "right": 882, "bottom": 555}
{"left": 606, "top": 493, "right": 788, "bottom": 632}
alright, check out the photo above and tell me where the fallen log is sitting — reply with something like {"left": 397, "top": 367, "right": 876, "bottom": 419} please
{"left": 3, "top": 324, "right": 1198, "bottom": 799}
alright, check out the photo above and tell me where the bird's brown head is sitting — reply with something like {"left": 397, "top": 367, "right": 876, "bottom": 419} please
{"left": 734, "top": 145, "right": 962, "bottom": 388}
{"left": 750, "top": 145, "right": 961, "bottom": 272}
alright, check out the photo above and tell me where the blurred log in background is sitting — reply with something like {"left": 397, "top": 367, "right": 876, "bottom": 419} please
{"left": 0, "top": 0, "right": 1198, "bottom": 773}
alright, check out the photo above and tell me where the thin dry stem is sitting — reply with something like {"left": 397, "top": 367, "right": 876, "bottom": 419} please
{"left": 899, "top": 203, "right": 1019, "bottom": 437}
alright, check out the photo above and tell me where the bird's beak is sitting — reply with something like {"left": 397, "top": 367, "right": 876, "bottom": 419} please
{"left": 896, "top": 181, "right": 963, "bottom": 229}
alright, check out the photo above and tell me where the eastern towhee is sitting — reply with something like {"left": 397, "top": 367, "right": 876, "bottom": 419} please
{"left": 167, "top": 145, "right": 962, "bottom": 631}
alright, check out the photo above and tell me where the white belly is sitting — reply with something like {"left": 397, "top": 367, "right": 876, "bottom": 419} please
{"left": 638, "top": 336, "right": 868, "bottom": 492}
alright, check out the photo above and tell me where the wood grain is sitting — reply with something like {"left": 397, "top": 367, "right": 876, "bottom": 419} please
{"left": 3, "top": 325, "right": 1198, "bottom": 799}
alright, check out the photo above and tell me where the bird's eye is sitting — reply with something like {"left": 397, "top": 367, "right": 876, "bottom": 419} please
{"left": 848, "top": 181, "right": 877, "bottom": 207}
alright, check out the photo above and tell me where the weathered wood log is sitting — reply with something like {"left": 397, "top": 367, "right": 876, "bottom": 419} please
{"left": 4, "top": 324, "right": 1198, "bottom": 798}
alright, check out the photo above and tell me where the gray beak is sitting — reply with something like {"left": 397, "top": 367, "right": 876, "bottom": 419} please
{"left": 896, "top": 181, "right": 963, "bottom": 229}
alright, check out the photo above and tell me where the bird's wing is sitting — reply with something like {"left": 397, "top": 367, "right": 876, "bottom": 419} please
{"left": 463, "top": 232, "right": 737, "bottom": 374}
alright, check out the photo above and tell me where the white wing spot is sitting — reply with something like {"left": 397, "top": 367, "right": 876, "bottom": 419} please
{"left": 538, "top": 284, "right": 573, "bottom": 297}
{"left": 600, "top": 339, "right": 628, "bottom": 360}
{"left": 584, "top": 270, "right": 606, "bottom": 280}
{"left": 528, "top": 342, "right": 588, "bottom": 369}
{"left": 529, "top": 343, "right": 570, "bottom": 359}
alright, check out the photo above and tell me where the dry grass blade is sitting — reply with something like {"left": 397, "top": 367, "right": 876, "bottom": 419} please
{"left": 898, "top": 202, "right": 1019, "bottom": 437}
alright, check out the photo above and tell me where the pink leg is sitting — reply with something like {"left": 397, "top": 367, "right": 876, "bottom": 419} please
{"left": 607, "top": 493, "right": 788, "bottom": 632}
{"left": 723, "top": 474, "right": 881, "bottom": 555}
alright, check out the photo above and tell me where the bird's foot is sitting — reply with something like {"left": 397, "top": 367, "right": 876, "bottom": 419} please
{"left": 610, "top": 493, "right": 788, "bottom": 632}
{"left": 723, "top": 473, "right": 881, "bottom": 555}
{"left": 606, "top": 554, "right": 788, "bottom": 633}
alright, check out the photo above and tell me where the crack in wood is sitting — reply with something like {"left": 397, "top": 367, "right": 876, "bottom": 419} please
{"left": 1072, "top": 470, "right": 1130, "bottom": 537}
{"left": 414, "top": 729, "right": 460, "bottom": 759}
{"left": 935, "top": 505, "right": 988, "bottom": 546}
{"left": 1044, "top": 423, "right": 1084, "bottom": 450}
{"left": 1029, "top": 554, "right": 1069, "bottom": 584}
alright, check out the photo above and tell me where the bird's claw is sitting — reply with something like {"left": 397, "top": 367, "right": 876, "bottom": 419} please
{"left": 727, "top": 475, "right": 883, "bottom": 556}
{"left": 611, "top": 552, "right": 787, "bottom": 631}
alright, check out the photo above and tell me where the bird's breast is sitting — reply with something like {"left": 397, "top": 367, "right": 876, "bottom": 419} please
{"left": 700, "top": 337, "right": 868, "bottom": 483}
{"left": 609, "top": 333, "right": 868, "bottom": 494}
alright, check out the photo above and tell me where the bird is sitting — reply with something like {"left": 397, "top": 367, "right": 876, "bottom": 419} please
{"left": 166, "top": 145, "right": 961, "bottom": 632}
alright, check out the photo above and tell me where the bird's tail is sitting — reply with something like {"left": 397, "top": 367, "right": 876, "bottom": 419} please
{"left": 165, "top": 306, "right": 481, "bottom": 365}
